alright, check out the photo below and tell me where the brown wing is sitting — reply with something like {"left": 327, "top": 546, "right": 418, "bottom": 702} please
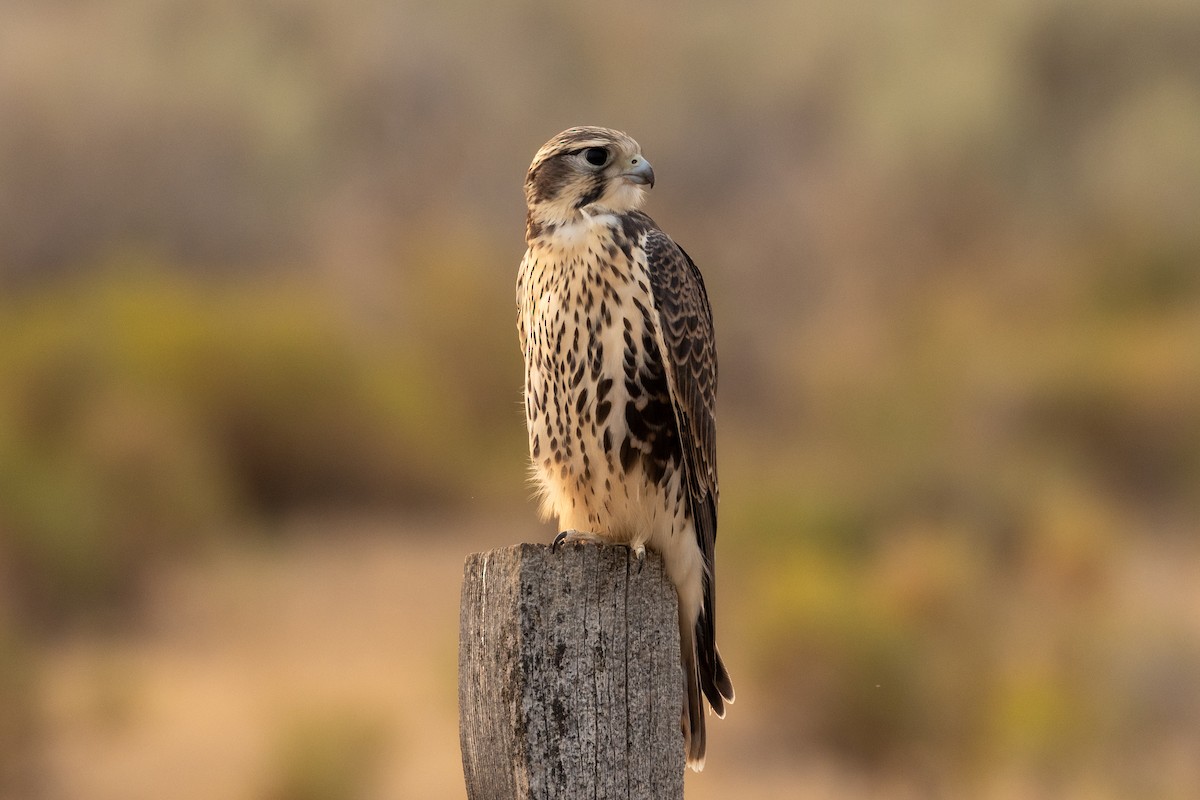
{"left": 642, "top": 227, "right": 733, "bottom": 713}
{"left": 643, "top": 230, "right": 718, "bottom": 508}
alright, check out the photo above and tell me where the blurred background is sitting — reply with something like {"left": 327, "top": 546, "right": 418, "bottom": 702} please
{"left": 1, "top": 0, "right": 1198, "bottom": 798}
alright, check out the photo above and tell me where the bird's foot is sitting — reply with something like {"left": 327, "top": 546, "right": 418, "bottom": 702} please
{"left": 630, "top": 543, "right": 646, "bottom": 574}
{"left": 551, "top": 529, "right": 606, "bottom": 552}
{"left": 550, "top": 533, "right": 646, "bottom": 570}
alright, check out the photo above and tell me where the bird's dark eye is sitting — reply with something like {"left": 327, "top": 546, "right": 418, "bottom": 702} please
{"left": 583, "top": 147, "right": 610, "bottom": 167}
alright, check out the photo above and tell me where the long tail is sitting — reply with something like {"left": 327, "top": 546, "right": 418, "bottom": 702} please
{"left": 680, "top": 623, "right": 707, "bottom": 770}
{"left": 681, "top": 623, "right": 735, "bottom": 770}
{"left": 683, "top": 594, "right": 735, "bottom": 771}
{"left": 697, "top": 610, "right": 735, "bottom": 716}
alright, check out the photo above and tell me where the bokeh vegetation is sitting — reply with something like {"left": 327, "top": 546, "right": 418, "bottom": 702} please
{"left": 1, "top": 0, "right": 1198, "bottom": 797}
{"left": 263, "top": 707, "right": 389, "bottom": 800}
{"left": 0, "top": 263, "right": 523, "bottom": 626}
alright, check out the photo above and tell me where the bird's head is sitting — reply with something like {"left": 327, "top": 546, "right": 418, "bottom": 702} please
{"left": 524, "top": 126, "right": 655, "bottom": 233}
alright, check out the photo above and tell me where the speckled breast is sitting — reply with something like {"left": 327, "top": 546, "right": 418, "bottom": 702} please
{"left": 518, "top": 217, "right": 683, "bottom": 535}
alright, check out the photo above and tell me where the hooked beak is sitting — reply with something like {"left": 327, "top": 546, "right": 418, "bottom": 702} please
{"left": 622, "top": 156, "right": 655, "bottom": 188}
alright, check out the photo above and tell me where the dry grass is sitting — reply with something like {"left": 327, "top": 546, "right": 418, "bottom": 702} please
{"left": 37, "top": 516, "right": 504, "bottom": 800}
{"left": 27, "top": 514, "right": 1200, "bottom": 800}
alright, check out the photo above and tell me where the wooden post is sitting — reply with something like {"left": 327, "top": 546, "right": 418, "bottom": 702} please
{"left": 459, "top": 542, "right": 684, "bottom": 800}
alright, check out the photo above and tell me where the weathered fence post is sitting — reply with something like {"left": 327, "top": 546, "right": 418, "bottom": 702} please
{"left": 459, "top": 542, "right": 685, "bottom": 800}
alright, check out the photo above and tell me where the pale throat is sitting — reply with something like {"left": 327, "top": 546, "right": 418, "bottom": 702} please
{"left": 529, "top": 182, "right": 647, "bottom": 231}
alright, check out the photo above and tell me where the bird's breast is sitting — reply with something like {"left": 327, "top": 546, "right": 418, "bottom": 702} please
{"left": 520, "top": 230, "right": 685, "bottom": 536}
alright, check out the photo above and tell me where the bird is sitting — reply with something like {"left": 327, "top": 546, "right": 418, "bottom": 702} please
{"left": 516, "top": 126, "right": 734, "bottom": 770}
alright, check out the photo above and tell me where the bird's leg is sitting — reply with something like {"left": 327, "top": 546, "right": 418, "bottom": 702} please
{"left": 551, "top": 529, "right": 606, "bottom": 552}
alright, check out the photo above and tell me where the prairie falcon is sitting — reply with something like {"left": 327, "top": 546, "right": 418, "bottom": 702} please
{"left": 516, "top": 126, "right": 734, "bottom": 770}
